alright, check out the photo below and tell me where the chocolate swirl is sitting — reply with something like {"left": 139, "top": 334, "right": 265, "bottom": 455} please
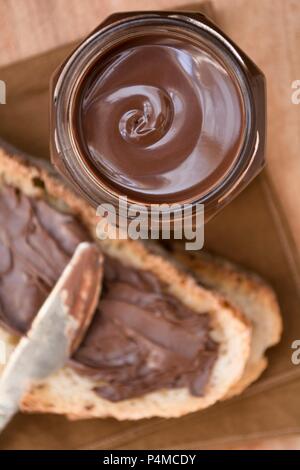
{"left": 78, "top": 34, "right": 245, "bottom": 203}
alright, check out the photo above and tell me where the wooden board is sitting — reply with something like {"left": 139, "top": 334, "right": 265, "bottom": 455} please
{"left": 0, "top": 0, "right": 300, "bottom": 450}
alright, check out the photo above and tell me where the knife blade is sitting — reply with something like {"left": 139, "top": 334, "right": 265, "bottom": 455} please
{"left": 0, "top": 241, "right": 103, "bottom": 432}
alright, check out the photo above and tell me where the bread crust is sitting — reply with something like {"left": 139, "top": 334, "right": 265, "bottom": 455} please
{"left": 170, "top": 244, "right": 282, "bottom": 398}
{"left": 0, "top": 146, "right": 251, "bottom": 419}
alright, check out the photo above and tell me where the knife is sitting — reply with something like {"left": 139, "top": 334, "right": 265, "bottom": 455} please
{"left": 0, "top": 241, "right": 103, "bottom": 432}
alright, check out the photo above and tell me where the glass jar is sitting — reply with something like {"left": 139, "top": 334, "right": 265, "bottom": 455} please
{"left": 50, "top": 10, "right": 266, "bottom": 224}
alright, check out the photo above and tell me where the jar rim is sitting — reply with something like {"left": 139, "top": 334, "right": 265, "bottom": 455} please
{"left": 52, "top": 12, "right": 259, "bottom": 214}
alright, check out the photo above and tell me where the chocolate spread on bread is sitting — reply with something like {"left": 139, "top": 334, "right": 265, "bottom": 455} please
{"left": 0, "top": 186, "right": 218, "bottom": 401}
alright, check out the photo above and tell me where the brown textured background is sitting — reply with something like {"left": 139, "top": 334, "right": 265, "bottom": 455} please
{"left": 0, "top": 0, "right": 300, "bottom": 450}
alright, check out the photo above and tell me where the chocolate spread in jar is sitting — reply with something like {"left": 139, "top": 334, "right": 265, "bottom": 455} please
{"left": 75, "top": 33, "right": 245, "bottom": 204}
{"left": 0, "top": 186, "right": 218, "bottom": 400}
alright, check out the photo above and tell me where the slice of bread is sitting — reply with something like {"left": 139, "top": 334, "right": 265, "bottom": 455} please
{"left": 169, "top": 243, "right": 282, "bottom": 398}
{"left": 0, "top": 144, "right": 251, "bottom": 420}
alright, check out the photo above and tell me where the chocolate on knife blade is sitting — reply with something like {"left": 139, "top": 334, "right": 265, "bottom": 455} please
{"left": 0, "top": 242, "right": 103, "bottom": 432}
